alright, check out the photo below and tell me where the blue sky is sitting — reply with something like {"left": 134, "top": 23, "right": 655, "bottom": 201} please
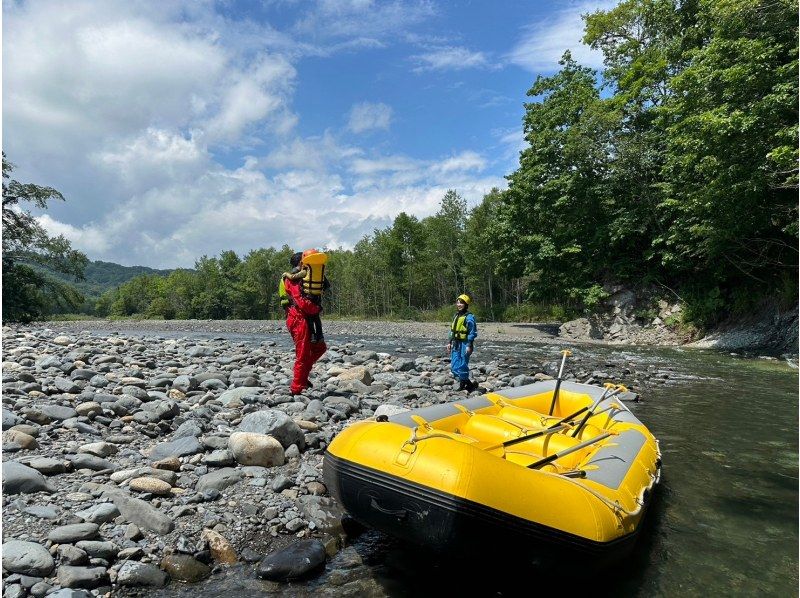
{"left": 3, "top": 0, "right": 614, "bottom": 268}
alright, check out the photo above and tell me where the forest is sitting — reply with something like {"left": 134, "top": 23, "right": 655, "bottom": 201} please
{"left": 4, "top": 0, "right": 797, "bottom": 329}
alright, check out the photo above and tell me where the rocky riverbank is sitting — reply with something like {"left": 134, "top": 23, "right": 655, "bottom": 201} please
{"left": 0, "top": 321, "right": 772, "bottom": 596}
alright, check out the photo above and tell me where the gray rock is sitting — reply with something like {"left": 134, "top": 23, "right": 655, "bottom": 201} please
{"left": 39, "top": 405, "right": 78, "bottom": 421}
{"left": 196, "top": 467, "right": 243, "bottom": 493}
{"left": 75, "top": 503, "right": 120, "bottom": 524}
{"left": 47, "top": 523, "right": 99, "bottom": 544}
{"left": 67, "top": 454, "right": 118, "bottom": 472}
{"left": 148, "top": 436, "right": 203, "bottom": 461}
{"left": 88, "top": 375, "right": 109, "bottom": 388}
{"left": 23, "top": 505, "right": 59, "bottom": 519}
{"left": 29, "top": 581, "right": 53, "bottom": 598}
{"left": 54, "top": 377, "right": 81, "bottom": 393}
{"left": 109, "top": 492, "right": 174, "bottom": 535}
{"left": 3, "top": 462, "right": 55, "bottom": 494}
{"left": 74, "top": 541, "right": 118, "bottom": 560}
{"left": 56, "top": 565, "right": 109, "bottom": 589}
{"left": 238, "top": 410, "right": 305, "bottom": 450}
{"left": 58, "top": 545, "right": 89, "bottom": 566}
{"left": 140, "top": 399, "right": 180, "bottom": 420}
{"left": 257, "top": 539, "right": 326, "bottom": 581}
{"left": 2, "top": 540, "right": 55, "bottom": 576}
{"left": 510, "top": 374, "right": 538, "bottom": 387}
{"left": 394, "top": 358, "right": 416, "bottom": 371}
{"left": 219, "top": 387, "right": 259, "bottom": 406}
{"left": 204, "top": 449, "right": 234, "bottom": 467}
{"left": 4, "top": 584, "right": 26, "bottom": 598}
{"left": 171, "top": 374, "right": 198, "bottom": 392}
{"left": 186, "top": 346, "right": 215, "bottom": 357}
{"left": 116, "top": 561, "right": 169, "bottom": 588}
{"left": 173, "top": 420, "right": 202, "bottom": 439}
{"left": 3, "top": 408, "right": 21, "bottom": 430}
{"left": 46, "top": 590, "right": 93, "bottom": 598}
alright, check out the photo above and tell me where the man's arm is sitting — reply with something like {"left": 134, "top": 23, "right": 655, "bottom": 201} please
{"left": 285, "top": 279, "right": 321, "bottom": 315}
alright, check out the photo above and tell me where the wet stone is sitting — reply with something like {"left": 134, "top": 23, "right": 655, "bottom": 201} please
{"left": 116, "top": 561, "right": 169, "bottom": 588}
{"left": 257, "top": 539, "right": 326, "bottom": 581}
{"left": 160, "top": 554, "right": 211, "bottom": 583}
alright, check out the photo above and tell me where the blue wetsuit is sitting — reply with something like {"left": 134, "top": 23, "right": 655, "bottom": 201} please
{"left": 449, "top": 311, "right": 477, "bottom": 381}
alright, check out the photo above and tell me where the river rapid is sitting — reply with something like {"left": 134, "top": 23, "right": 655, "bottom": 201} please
{"left": 106, "top": 325, "right": 798, "bottom": 598}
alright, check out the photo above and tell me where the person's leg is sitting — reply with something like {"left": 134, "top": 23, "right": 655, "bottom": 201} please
{"left": 451, "top": 344, "right": 467, "bottom": 386}
{"left": 305, "top": 339, "right": 327, "bottom": 387}
{"left": 288, "top": 311, "right": 311, "bottom": 395}
{"left": 314, "top": 315, "right": 324, "bottom": 342}
{"left": 309, "top": 314, "right": 323, "bottom": 343}
{"left": 453, "top": 344, "right": 473, "bottom": 390}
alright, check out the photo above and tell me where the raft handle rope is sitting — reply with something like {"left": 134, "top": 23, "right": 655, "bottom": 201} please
{"left": 555, "top": 462, "right": 661, "bottom": 519}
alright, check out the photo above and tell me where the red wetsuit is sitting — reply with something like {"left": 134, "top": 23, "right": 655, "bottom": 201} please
{"left": 284, "top": 277, "right": 327, "bottom": 394}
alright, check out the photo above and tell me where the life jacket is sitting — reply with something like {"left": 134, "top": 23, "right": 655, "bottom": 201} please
{"left": 278, "top": 278, "right": 291, "bottom": 309}
{"left": 451, "top": 312, "right": 470, "bottom": 341}
{"left": 300, "top": 250, "right": 328, "bottom": 297}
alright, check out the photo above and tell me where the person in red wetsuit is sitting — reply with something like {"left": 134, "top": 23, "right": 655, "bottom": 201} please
{"left": 284, "top": 252, "right": 327, "bottom": 395}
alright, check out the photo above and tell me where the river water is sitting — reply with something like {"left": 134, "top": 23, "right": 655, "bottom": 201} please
{"left": 112, "top": 329, "right": 797, "bottom": 597}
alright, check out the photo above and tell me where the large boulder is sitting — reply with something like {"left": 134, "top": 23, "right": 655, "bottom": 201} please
{"left": 228, "top": 432, "right": 284, "bottom": 467}
{"left": 238, "top": 410, "right": 305, "bottom": 450}
{"left": 3, "top": 461, "right": 55, "bottom": 494}
{"left": 2, "top": 540, "right": 55, "bottom": 576}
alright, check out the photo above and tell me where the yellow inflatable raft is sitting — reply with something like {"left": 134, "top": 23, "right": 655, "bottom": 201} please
{"left": 324, "top": 380, "right": 661, "bottom": 564}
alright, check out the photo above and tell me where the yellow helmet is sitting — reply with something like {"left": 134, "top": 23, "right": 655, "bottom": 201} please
{"left": 457, "top": 294, "right": 471, "bottom": 305}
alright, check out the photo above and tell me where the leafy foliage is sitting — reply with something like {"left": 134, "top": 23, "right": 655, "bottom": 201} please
{"left": 2, "top": 154, "right": 88, "bottom": 322}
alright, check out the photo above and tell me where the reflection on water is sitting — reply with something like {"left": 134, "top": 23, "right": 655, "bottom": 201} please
{"left": 94, "top": 328, "right": 797, "bottom": 597}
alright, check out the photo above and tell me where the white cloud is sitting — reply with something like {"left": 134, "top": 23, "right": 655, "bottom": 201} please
{"left": 204, "top": 54, "right": 298, "bottom": 142}
{"left": 93, "top": 128, "right": 209, "bottom": 191}
{"left": 36, "top": 142, "right": 504, "bottom": 268}
{"left": 5, "top": 1, "right": 508, "bottom": 269}
{"left": 411, "top": 46, "right": 490, "bottom": 72}
{"left": 347, "top": 102, "right": 393, "bottom": 134}
{"left": 508, "top": 1, "right": 616, "bottom": 72}
{"left": 262, "top": 132, "right": 362, "bottom": 171}
{"left": 430, "top": 151, "right": 486, "bottom": 174}
{"left": 294, "top": 0, "right": 435, "bottom": 40}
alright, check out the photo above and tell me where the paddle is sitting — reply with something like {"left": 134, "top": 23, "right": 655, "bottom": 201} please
{"left": 495, "top": 400, "right": 600, "bottom": 450}
{"left": 491, "top": 422, "right": 572, "bottom": 450}
{"left": 495, "top": 391, "right": 618, "bottom": 450}
{"left": 548, "top": 349, "right": 572, "bottom": 416}
{"left": 527, "top": 431, "right": 614, "bottom": 470}
{"left": 570, "top": 384, "right": 626, "bottom": 438}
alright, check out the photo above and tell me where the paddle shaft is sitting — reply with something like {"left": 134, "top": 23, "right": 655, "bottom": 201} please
{"left": 548, "top": 351, "right": 570, "bottom": 416}
{"left": 571, "top": 387, "right": 623, "bottom": 438}
{"left": 498, "top": 423, "right": 570, "bottom": 449}
{"left": 500, "top": 396, "right": 620, "bottom": 450}
{"left": 527, "top": 431, "right": 613, "bottom": 470}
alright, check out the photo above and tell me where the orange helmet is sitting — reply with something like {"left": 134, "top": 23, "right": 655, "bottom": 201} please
{"left": 302, "top": 248, "right": 319, "bottom": 260}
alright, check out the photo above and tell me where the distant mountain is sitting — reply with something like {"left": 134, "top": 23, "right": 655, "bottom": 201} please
{"left": 43, "top": 260, "right": 176, "bottom": 313}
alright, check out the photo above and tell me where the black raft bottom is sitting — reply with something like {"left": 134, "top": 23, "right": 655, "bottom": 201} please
{"left": 324, "top": 452, "right": 648, "bottom": 571}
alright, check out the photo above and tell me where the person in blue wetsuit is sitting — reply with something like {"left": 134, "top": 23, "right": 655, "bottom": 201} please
{"left": 448, "top": 293, "right": 478, "bottom": 392}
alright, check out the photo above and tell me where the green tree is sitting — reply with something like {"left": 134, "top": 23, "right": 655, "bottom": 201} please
{"left": 2, "top": 154, "right": 88, "bottom": 322}
{"left": 497, "top": 52, "right": 615, "bottom": 306}
{"left": 657, "top": 0, "right": 798, "bottom": 288}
